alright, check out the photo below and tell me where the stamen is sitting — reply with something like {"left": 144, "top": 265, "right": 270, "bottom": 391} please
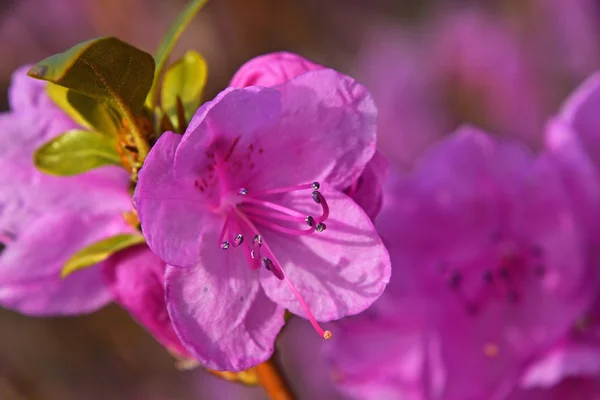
{"left": 246, "top": 182, "right": 317, "bottom": 197}
{"left": 234, "top": 209, "right": 331, "bottom": 339}
{"left": 218, "top": 213, "right": 232, "bottom": 248}
{"left": 239, "top": 204, "right": 306, "bottom": 223}
{"left": 233, "top": 234, "right": 244, "bottom": 247}
{"left": 262, "top": 257, "right": 284, "bottom": 280}
{"left": 312, "top": 191, "right": 330, "bottom": 222}
{"left": 240, "top": 197, "right": 307, "bottom": 219}
{"left": 250, "top": 215, "right": 317, "bottom": 236}
{"left": 312, "top": 191, "right": 321, "bottom": 204}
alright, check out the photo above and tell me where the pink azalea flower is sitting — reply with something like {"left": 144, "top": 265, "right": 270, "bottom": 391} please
{"left": 0, "top": 66, "right": 132, "bottom": 315}
{"left": 133, "top": 65, "right": 391, "bottom": 371}
{"left": 325, "top": 126, "right": 596, "bottom": 399}
{"left": 0, "top": 66, "right": 190, "bottom": 358}
{"left": 515, "top": 72, "right": 600, "bottom": 393}
{"left": 356, "top": 8, "right": 547, "bottom": 169}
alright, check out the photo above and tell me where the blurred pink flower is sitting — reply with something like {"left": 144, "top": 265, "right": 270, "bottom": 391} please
{"left": 133, "top": 62, "right": 390, "bottom": 371}
{"left": 0, "top": 66, "right": 133, "bottom": 315}
{"left": 103, "top": 245, "right": 191, "bottom": 358}
{"left": 512, "top": 71, "right": 600, "bottom": 395}
{"left": 356, "top": 8, "right": 547, "bottom": 169}
{"left": 507, "top": 377, "right": 600, "bottom": 400}
{"left": 326, "top": 126, "right": 596, "bottom": 399}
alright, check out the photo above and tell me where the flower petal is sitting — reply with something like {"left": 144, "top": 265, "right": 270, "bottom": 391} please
{"left": 259, "top": 187, "right": 390, "bottom": 321}
{"left": 165, "top": 222, "right": 285, "bottom": 371}
{"left": 175, "top": 69, "right": 377, "bottom": 193}
{"left": 103, "top": 244, "right": 189, "bottom": 357}
{"left": 345, "top": 150, "right": 389, "bottom": 220}
{"left": 229, "top": 51, "right": 323, "bottom": 88}
{"left": 559, "top": 71, "right": 600, "bottom": 173}
{"left": 0, "top": 212, "right": 122, "bottom": 315}
{"left": 133, "top": 131, "right": 211, "bottom": 267}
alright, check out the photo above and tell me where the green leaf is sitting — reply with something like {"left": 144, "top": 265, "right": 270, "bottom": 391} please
{"left": 148, "top": 0, "right": 210, "bottom": 108}
{"left": 34, "top": 130, "right": 122, "bottom": 176}
{"left": 46, "top": 83, "right": 121, "bottom": 136}
{"left": 61, "top": 234, "right": 146, "bottom": 278}
{"left": 161, "top": 50, "right": 207, "bottom": 131}
{"left": 66, "top": 90, "right": 121, "bottom": 136}
{"left": 46, "top": 83, "right": 93, "bottom": 130}
{"left": 28, "top": 37, "right": 155, "bottom": 114}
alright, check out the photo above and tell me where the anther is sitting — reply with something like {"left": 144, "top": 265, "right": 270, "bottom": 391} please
{"left": 262, "top": 258, "right": 272, "bottom": 271}
{"left": 221, "top": 241, "right": 230, "bottom": 250}
{"left": 449, "top": 271, "right": 462, "bottom": 289}
{"left": 316, "top": 223, "right": 327, "bottom": 232}
{"left": 233, "top": 234, "right": 244, "bottom": 246}
{"left": 311, "top": 182, "right": 320, "bottom": 190}
{"left": 531, "top": 245, "right": 543, "bottom": 258}
{"left": 253, "top": 235, "right": 262, "bottom": 246}
{"left": 239, "top": 188, "right": 248, "bottom": 196}
{"left": 323, "top": 330, "right": 332, "bottom": 340}
{"left": 312, "top": 191, "right": 321, "bottom": 204}
{"left": 305, "top": 216, "right": 315, "bottom": 227}
{"left": 483, "top": 270, "right": 494, "bottom": 284}
{"left": 534, "top": 265, "right": 546, "bottom": 277}
{"left": 262, "top": 257, "right": 284, "bottom": 280}
{"left": 499, "top": 267, "right": 510, "bottom": 281}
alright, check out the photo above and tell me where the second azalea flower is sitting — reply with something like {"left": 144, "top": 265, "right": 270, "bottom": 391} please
{"left": 133, "top": 66, "right": 391, "bottom": 371}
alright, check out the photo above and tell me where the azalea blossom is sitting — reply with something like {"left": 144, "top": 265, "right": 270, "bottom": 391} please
{"left": 326, "top": 126, "right": 596, "bottom": 399}
{"left": 515, "top": 71, "right": 600, "bottom": 394}
{"left": 0, "top": 66, "right": 192, "bottom": 358}
{"left": 0, "top": 66, "right": 133, "bottom": 315}
{"left": 134, "top": 65, "right": 391, "bottom": 371}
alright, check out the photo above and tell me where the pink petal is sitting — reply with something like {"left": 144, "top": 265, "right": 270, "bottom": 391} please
{"left": 277, "top": 317, "right": 343, "bottom": 400}
{"left": 325, "top": 309, "right": 445, "bottom": 400}
{"left": 165, "top": 221, "right": 285, "bottom": 371}
{"left": 229, "top": 51, "right": 323, "bottom": 88}
{"left": 0, "top": 212, "right": 123, "bottom": 315}
{"left": 345, "top": 150, "right": 389, "bottom": 220}
{"left": 174, "top": 69, "right": 377, "bottom": 192}
{"left": 508, "top": 377, "right": 600, "bottom": 400}
{"left": 103, "top": 245, "right": 189, "bottom": 357}
{"left": 559, "top": 71, "right": 600, "bottom": 173}
{"left": 259, "top": 187, "right": 390, "bottom": 321}
{"left": 133, "top": 131, "right": 212, "bottom": 267}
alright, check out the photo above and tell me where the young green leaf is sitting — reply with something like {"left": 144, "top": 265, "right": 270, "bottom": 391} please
{"left": 46, "top": 83, "right": 93, "bottom": 130}
{"left": 46, "top": 83, "right": 120, "bottom": 136}
{"left": 28, "top": 37, "right": 155, "bottom": 161}
{"left": 34, "top": 130, "right": 122, "bottom": 176}
{"left": 61, "top": 234, "right": 146, "bottom": 278}
{"left": 28, "top": 37, "right": 155, "bottom": 114}
{"left": 148, "top": 0, "right": 210, "bottom": 108}
{"left": 66, "top": 90, "right": 121, "bottom": 136}
{"left": 161, "top": 50, "right": 207, "bottom": 131}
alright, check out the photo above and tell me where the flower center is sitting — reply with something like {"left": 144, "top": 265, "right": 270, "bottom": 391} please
{"left": 439, "top": 232, "right": 546, "bottom": 315}
{"left": 217, "top": 181, "right": 332, "bottom": 340}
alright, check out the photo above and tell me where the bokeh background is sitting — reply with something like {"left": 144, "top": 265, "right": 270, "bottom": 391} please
{"left": 1, "top": 0, "right": 599, "bottom": 398}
